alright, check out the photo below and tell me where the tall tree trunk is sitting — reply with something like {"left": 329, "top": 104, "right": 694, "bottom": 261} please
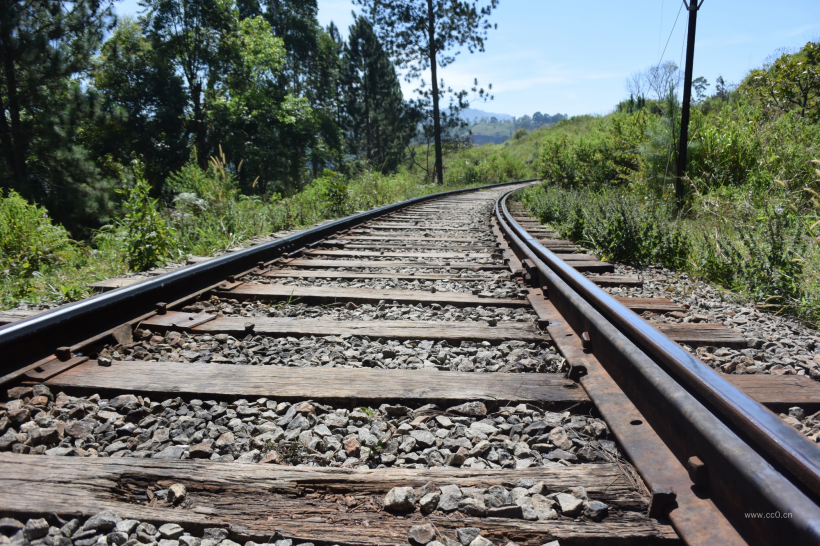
{"left": 0, "top": 37, "right": 28, "bottom": 194}
{"left": 426, "top": 0, "right": 443, "bottom": 185}
{"left": 365, "top": 69, "right": 372, "bottom": 161}
{"left": 191, "top": 81, "right": 207, "bottom": 168}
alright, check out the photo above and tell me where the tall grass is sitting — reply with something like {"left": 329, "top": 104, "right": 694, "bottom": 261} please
{"left": 0, "top": 151, "right": 511, "bottom": 310}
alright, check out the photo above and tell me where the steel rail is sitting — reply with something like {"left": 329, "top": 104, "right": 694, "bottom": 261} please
{"left": 495, "top": 189, "right": 820, "bottom": 545}
{"left": 0, "top": 179, "right": 538, "bottom": 373}
{"left": 498, "top": 189, "right": 820, "bottom": 496}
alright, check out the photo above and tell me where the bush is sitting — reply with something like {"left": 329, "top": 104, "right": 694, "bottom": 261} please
{"left": 520, "top": 184, "right": 689, "bottom": 267}
{"left": 117, "top": 159, "right": 176, "bottom": 270}
{"left": 0, "top": 189, "right": 76, "bottom": 280}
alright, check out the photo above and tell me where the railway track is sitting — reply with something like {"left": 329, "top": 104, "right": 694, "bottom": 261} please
{"left": 1, "top": 180, "right": 820, "bottom": 546}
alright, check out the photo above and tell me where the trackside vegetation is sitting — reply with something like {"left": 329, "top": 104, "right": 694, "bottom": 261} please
{"left": 518, "top": 42, "right": 820, "bottom": 323}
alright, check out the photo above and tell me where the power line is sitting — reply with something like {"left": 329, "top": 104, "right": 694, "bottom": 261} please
{"left": 658, "top": 0, "right": 665, "bottom": 60}
{"left": 657, "top": 0, "right": 684, "bottom": 67}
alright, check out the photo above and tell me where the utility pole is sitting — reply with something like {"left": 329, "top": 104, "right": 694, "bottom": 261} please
{"left": 676, "top": 0, "right": 702, "bottom": 210}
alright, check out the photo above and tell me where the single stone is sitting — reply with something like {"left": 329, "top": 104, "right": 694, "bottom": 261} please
{"left": 584, "top": 500, "right": 609, "bottom": 521}
{"left": 83, "top": 511, "right": 122, "bottom": 532}
{"left": 548, "top": 427, "right": 573, "bottom": 451}
{"left": 294, "top": 402, "right": 315, "bottom": 415}
{"left": 446, "top": 401, "right": 487, "bottom": 417}
{"left": 420, "top": 492, "right": 440, "bottom": 514}
{"left": 469, "top": 422, "right": 498, "bottom": 435}
{"left": 515, "top": 497, "right": 538, "bottom": 521}
{"left": 459, "top": 496, "right": 488, "bottom": 516}
{"left": 0, "top": 429, "right": 19, "bottom": 450}
{"left": 152, "top": 445, "right": 186, "bottom": 459}
{"left": 108, "top": 532, "right": 130, "bottom": 546}
{"left": 65, "top": 421, "right": 94, "bottom": 439}
{"left": 115, "top": 521, "right": 139, "bottom": 535}
{"left": 343, "top": 437, "right": 361, "bottom": 456}
{"left": 158, "top": 540, "right": 179, "bottom": 546}
{"left": 447, "top": 447, "right": 469, "bottom": 467}
{"left": 555, "top": 493, "right": 584, "bottom": 517}
{"left": 215, "top": 431, "right": 235, "bottom": 447}
{"left": 179, "top": 537, "right": 201, "bottom": 546}
{"left": 407, "top": 523, "right": 436, "bottom": 546}
{"left": 529, "top": 482, "right": 548, "bottom": 496}
{"left": 384, "top": 486, "right": 416, "bottom": 512}
{"left": 259, "top": 451, "right": 282, "bottom": 464}
{"left": 438, "top": 484, "right": 463, "bottom": 511}
{"left": 531, "top": 494, "right": 559, "bottom": 520}
{"left": 545, "top": 449, "right": 577, "bottom": 462}
{"left": 522, "top": 421, "right": 548, "bottom": 436}
{"left": 469, "top": 537, "right": 494, "bottom": 546}
{"left": 157, "top": 524, "right": 183, "bottom": 541}
{"left": 236, "top": 449, "right": 260, "bottom": 463}
{"left": 456, "top": 528, "right": 481, "bottom": 546}
{"left": 410, "top": 429, "right": 436, "bottom": 448}
{"left": 24, "top": 519, "right": 50, "bottom": 540}
{"left": 202, "top": 529, "right": 229, "bottom": 543}
{"left": 487, "top": 505, "right": 523, "bottom": 518}
{"left": 189, "top": 439, "right": 215, "bottom": 458}
{"left": 0, "top": 518, "right": 24, "bottom": 535}
{"left": 510, "top": 487, "right": 529, "bottom": 504}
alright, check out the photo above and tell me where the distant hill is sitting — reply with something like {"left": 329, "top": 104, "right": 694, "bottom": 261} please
{"left": 460, "top": 108, "right": 513, "bottom": 122}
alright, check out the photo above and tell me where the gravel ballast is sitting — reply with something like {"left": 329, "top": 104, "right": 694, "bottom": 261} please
{"left": 2, "top": 385, "right": 618, "bottom": 469}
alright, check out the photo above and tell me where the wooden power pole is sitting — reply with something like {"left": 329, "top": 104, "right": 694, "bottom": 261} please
{"left": 676, "top": 0, "right": 702, "bottom": 210}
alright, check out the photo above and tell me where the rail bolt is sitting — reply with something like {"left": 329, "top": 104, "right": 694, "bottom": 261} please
{"left": 55, "top": 347, "right": 72, "bottom": 361}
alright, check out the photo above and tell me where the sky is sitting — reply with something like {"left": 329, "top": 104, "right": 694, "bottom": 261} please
{"left": 116, "top": 0, "right": 820, "bottom": 118}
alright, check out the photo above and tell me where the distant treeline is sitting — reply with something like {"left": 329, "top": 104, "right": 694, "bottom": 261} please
{"left": 471, "top": 112, "right": 568, "bottom": 129}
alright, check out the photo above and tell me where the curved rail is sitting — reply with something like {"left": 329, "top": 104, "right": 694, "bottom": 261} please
{"left": 496, "top": 188, "right": 820, "bottom": 545}
{"left": 0, "top": 179, "right": 538, "bottom": 376}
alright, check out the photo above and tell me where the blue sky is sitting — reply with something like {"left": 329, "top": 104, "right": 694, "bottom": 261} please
{"left": 116, "top": 0, "right": 820, "bottom": 117}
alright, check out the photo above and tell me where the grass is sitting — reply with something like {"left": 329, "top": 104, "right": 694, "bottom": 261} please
{"left": 0, "top": 155, "right": 517, "bottom": 310}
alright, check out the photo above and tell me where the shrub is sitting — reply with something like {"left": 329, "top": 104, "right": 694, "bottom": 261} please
{"left": 117, "top": 159, "right": 176, "bottom": 270}
{"left": 520, "top": 184, "right": 689, "bottom": 267}
{"left": 0, "top": 189, "right": 75, "bottom": 280}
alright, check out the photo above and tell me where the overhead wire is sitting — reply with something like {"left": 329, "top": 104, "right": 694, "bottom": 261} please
{"left": 657, "top": 0, "right": 684, "bottom": 68}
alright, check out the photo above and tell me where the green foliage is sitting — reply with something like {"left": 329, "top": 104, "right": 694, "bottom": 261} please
{"left": 692, "top": 207, "right": 807, "bottom": 309}
{"left": 744, "top": 42, "right": 820, "bottom": 122}
{"left": 512, "top": 128, "right": 528, "bottom": 140}
{"left": 445, "top": 148, "right": 529, "bottom": 187}
{"left": 533, "top": 111, "right": 647, "bottom": 188}
{"left": 356, "top": 0, "right": 499, "bottom": 183}
{"left": 341, "top": 16, "right": 416, "bottom": 173}
{"left": 521, "top": 185, "right": 688, "bottom": 268}
{"left": 117, "top": 159, "right": 176, "bottom": 270}
{"left": 0, "top": 189, "right": 75, "bottom": 280}
{"left": 0, "top": 0, "right": 118, "bottom": 236}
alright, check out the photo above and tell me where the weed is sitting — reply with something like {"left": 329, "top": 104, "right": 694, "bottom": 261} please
{"left": 117, "top": 158, "right": 176, "bottom": 271}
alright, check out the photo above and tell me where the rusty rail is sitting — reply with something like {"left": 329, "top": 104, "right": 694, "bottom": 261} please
{"left": 0, "top": 179, "right": 538, "bottom": 376}
{"left": 496, "top": 188, "right": 820, "bottom": 545}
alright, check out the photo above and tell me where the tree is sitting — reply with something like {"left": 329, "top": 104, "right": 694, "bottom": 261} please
{"left": 692, "top": 76, "right": 709, "bottom": 103}
{"left": 91, "top": 17, "right": 189, "bottom": 190}
{"left": 625, "top": 70, "right": 646, "bottom": 99}
{"left": 714, "top": 75, "right": 729, "bottom": 101}
{"left": 355, "top": 0, "right": 498, "bottom": 184}
{"left": 341, "top": 16, "right": 416, "bottom": 172}
{"left": 208, "top": 15, "right": 315, "bottom": 193}
{"left": 0, "top": 0, "right": 118, "bottom": 234}
{"left": 744, "top": 41, "right": 820, "bottom": 122}
{"left": 646, "top": 61, "right": 679, "bottom": 101}
{"left": 141, "top": 0, "right": 235, "bottom": 166}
